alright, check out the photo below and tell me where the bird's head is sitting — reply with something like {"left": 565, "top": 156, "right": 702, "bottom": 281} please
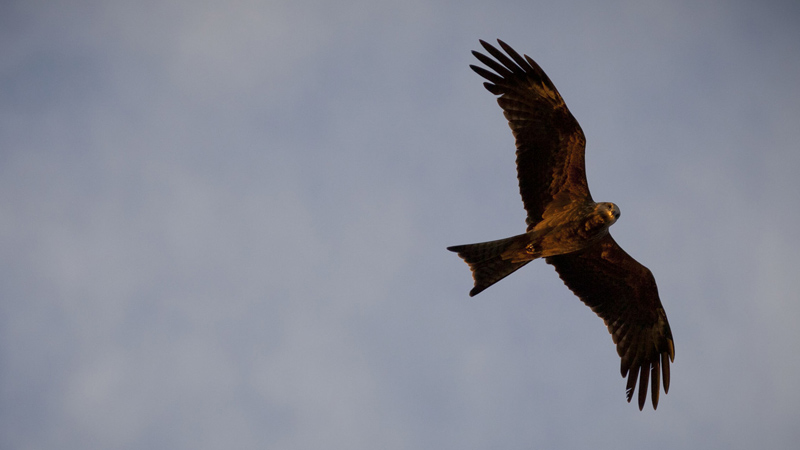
{"left": 597, "top": 202, "right": 621, "bottom": 225}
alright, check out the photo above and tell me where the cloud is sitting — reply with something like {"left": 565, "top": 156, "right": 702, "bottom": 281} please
{"left": 2, "top": 1, "right": 800, "bottom": 449}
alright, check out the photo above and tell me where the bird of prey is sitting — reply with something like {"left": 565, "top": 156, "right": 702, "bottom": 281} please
{"left": 448, "top": 40, "right": 674, "bottom": 410}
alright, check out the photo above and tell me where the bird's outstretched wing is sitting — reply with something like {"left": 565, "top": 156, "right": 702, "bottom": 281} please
{"left": 545, "top": 234, "right": 675, "bottom": 410}
{"left": 471, "top": 40, "right": 591, "bottom": 229}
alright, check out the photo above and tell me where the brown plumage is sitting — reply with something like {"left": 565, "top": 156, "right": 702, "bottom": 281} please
{"left": 448, "top": 40, "right": 674, "bottom": 410}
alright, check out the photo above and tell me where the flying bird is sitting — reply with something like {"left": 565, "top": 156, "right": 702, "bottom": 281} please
{"left": 448, "top": 40, "right": 674, "bottom": 410}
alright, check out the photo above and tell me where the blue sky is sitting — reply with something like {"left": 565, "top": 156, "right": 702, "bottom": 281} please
{"left": 2, "top": 0, "right": 799, "bottom": 448}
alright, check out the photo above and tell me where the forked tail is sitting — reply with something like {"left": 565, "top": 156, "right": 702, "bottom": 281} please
{"left": 447, "top": 233, "right": 532, "bottom": 296}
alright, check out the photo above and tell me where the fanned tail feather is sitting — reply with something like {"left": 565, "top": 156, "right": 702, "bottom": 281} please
{"left": 448, "top": 234, "right": 532, "bottom": 296}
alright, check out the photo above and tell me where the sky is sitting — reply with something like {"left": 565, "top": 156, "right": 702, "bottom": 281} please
{"left": 2, "top": 0, "right": 800, "bottom": 449}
